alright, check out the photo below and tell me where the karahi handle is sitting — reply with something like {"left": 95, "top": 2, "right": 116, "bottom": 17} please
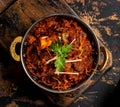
{"left": 10, "top": 36, "right": 23, "bottom": 62}
{"left": 98, "top": 44, "right": 112, "bottom": 72}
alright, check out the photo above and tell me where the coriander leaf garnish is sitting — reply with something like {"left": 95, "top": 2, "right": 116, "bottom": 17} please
{"left": 45, "top": 38, "right": 81, "bottom": 75}
{"left": 55, "top": 56, "right": 65, "bottom": 71}
{"left": 50, "top": 38, "right": 72, "bottom": 72}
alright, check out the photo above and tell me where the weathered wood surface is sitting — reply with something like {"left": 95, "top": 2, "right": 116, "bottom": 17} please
{"left": 0, "top": 0, "right": 120, "bottom": 107}
{"left": 0, "top": 0, "right": 15, "bottom": 14}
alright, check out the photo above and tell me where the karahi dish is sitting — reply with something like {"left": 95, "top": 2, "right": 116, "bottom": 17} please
{"left": 21, "top": 14, "right": 99, "bottom": 93}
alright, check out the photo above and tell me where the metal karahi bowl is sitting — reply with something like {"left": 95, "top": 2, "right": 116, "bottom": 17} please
{"left": 10, "top": 14, "right": 112, "bottom": 95}
{"left": 20, "top": 14, "right": 100, "bottom": 93}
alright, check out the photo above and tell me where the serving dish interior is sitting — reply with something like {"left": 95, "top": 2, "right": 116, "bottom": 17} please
{"left": 21, "top": 14, "right": 100, "bottom": 93}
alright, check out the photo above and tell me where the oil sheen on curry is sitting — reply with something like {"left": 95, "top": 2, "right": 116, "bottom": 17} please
{"left": 23, "top": 15, "right": 96, "bottom": 91}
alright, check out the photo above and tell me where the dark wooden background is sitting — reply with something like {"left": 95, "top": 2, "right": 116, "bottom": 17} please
{"left": 0, "top": 0, "right": 120, "bottom": 107}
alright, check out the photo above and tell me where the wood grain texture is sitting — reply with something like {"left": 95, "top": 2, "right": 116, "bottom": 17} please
{"left": 0, "top": 0, "right": 15, "bottom": 14}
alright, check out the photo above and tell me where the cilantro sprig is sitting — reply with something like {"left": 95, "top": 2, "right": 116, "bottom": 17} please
{"left": 50, "top": 38, "right": 72, "bottom": 72}
{"left": 45, "top": 38, "right": 80, "bottom": 75}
